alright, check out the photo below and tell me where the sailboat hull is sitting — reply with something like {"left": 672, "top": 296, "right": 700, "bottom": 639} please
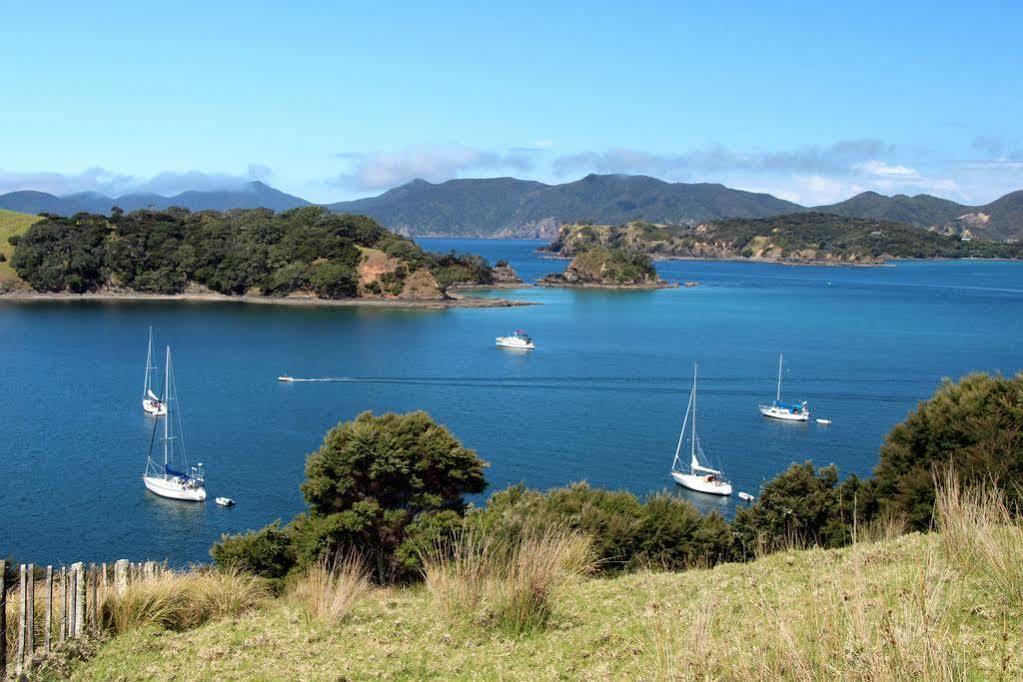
{"left": 142, "top": 399, "right": 167, "bottom": 416}
{"left": 671, "top": 471, "right": 733, "bottom": 496}
{"left": 759, "top": 405, "right": 809, "bottom": 421}
{"left": 143, "top": 475, "right": 207, "bottom": 501}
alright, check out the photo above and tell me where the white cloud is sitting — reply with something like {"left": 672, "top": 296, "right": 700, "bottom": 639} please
{"left": 0, "top": 166, "right": 272, "bottom": 197}
{"left": 331, "top": 144, "right": 534, "bottom": 190}
{"left": 853, "top": 160, "right": 918, "bottom": 178}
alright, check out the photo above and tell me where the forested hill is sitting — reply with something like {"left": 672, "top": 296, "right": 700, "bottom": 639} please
{"left": 328, "top": 174, "right": 802, "bottom": 237}
{"left": 6, "top": 207, "right": 497, "bottom": 299}
{"left": 542, "top": 213, "right": 1023, "bottom": 265}
{"left": 4, "top": 175, "right": 1022, "bottom": 240}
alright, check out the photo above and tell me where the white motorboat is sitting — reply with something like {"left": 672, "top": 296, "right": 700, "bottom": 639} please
{"left": 278, "top": 374, "right": 294, "bottom": 382}
{"left": 496, "top": 330, "right": 535, "bottom": 350}
{"left": 816, "top": 418, "right": 832, "bottom": 425}
{"left": 215, "top": 497, "right": 235, "bottom": 507}
{"left": 142, "top": 347, "right": 207, "bottom": 502}
{"left": 758, "top": 353, "right": 809, "bottom": 421}
{"left": 670, "top": 364, "right": 733, "bottom": 497}
{"left": 141, "top": 327, "right": 167, "bottom": 416}
{"left": 738, "top": 491, "right": 754, "bottom": 502}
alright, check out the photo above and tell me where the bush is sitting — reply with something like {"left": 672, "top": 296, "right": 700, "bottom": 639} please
{"left": 210, "top": 522, "right": 296, "bottom": 579}
{"left": 731, "top": 462, "right": 860, "bottom": 558}
{"left": 864, "top": 372, "right": 1023, "bottom": 530}
{"left": 470, "top": 482, "right": 732, "bottom": 572}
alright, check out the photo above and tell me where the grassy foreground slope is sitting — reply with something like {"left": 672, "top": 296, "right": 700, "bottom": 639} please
{"left": 0, "top": 208, "right": 40, "bottom": 287}
{"left": 73, "top": 532, "right": 1020, "bottom": 680}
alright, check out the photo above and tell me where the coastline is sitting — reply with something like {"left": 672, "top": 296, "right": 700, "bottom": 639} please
{"left": 0, "top": 290, "right": 535, "bottom": 309}
{"left": 535, "top": 280, "right": 679, "bottom": 290}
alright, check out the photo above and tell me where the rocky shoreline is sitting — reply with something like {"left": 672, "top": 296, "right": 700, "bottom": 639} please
{"left": 0, "top": 290, "right": 534, "bottom": 309}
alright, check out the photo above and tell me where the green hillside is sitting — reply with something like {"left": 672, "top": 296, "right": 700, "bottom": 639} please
{"left": 70, "top": 532, "right": 1020, "bottom": 680}
{"left": 0, "top": 208, "right": 42, "bottom": 288}
{"left": 544, "top": 213, "right": 1023, "bottom": 264}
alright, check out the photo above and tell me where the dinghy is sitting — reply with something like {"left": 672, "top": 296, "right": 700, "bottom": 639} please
{"left": 141, "top": 327, "right": 167, "bottom": 416}
{"left": 142, "top": 347, "right": 207, "bottom": 502}
{"left": 215, "top": 497, "right": 235, "bottom": 507}
{"left": 816, "top": 418, "right": 831, "bottom": 425}
{"left": 670, "top": 364, "right": 733, "bottom": 497}
{"left": 758, "top": 353, "right": 809, "bottom": 421}
{"left": 738, "top": 491, "right": 754, "bottom": 502}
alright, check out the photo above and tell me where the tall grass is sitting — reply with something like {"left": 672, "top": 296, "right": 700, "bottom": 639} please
{"left": 934, "top": 470, "right": 1023, "bottom": 610}
{"left": 423, "top": 528, "right": 594, "bottom": 633}
{"left": 290, "top": 554, "right": 372, "bottom": 626}
{"left": 100, "top": 568, "right": 267, "bottom": 634}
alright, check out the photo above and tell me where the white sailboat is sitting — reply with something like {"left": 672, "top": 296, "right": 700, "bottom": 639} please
{"left": 758, "top": 353, "right": 809, "bottom": 421}
{"left": 671, "top": 364, "right": 733, "bottom": 496}
{"left": 142, "top": 347, "right": 206, "bottom": 502}
{"left": 142, "top": 327, "right": 167, "bottom": 416}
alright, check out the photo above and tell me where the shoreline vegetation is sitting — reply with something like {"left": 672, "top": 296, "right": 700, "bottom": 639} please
{"left": 1, "top": 207, "right": 531, "bottom": 306}
{"left": 537, "top": 245, "right": 674, "bottom": 289}
{"left": 0, "top": 288, "right": 533, "bottom": 309}
{"left": 541, "top": 213, "right": 1023, "bottom": 266}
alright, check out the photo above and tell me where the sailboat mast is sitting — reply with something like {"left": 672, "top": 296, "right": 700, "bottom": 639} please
{"left": 144, "top": 327, "right": 153, "bottom": 399}
{"left": 691, "top": 363, "right": 698, "bottom": 464}
{"left": 163, "top": 347, "right": 170, "bottom": 468}
{"left": 776, "top": 353, "right": 783, "bottom": 402}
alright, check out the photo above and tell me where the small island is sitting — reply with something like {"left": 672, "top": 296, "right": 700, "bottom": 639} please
{"left": 1, "top": 207, "right": 530, "bottom": 308}
{"left": 537, "top": 246, "right": 676, "bottom": 289}
{"left": 541, "top": 213, "right": 1023, "bottom": 265}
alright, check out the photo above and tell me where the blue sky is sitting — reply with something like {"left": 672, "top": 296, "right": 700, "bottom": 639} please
{"left": 1, "top": 1, "right": 1021, "bottom": 204}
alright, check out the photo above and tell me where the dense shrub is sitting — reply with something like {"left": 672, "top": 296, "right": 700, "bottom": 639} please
{"left": 861, "top": 372, "right": 1023, "bottom": 530}
{"left": 210, "top": 522, "right": 296, "bottom": 579}
{"left": 731, "top": 462, "right": 861, "bottom": 558}
{"left": 470, "top": 483, "right": 732, "bottom": 572}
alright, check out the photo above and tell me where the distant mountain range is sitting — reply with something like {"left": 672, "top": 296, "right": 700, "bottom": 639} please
{"left": 2, "top": 175, "right": 1021, "bottom": 241}
{"left": 0, "top": 181, "right": 309, "bottom": 215}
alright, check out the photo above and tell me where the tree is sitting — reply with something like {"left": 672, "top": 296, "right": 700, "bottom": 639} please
{"left": 298, "top": 411, "right": 488, "bottom": 582}
{"left": 862, "top": 372, "right": 1023, "bottom": 530}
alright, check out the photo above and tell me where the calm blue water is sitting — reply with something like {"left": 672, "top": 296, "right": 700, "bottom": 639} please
{"left": 2, "top": 239, "right": 1022, "bottom": 566}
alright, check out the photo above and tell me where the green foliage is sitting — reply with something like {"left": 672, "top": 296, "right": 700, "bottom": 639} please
{"left": 731, "top": 462, "right": 861, "bottom": 558}
{"left": 469, "top": 482, "right": 731, "bottom": 572}
{"left": 297, "top": 411, "right": 488, "bottom": 582}
{"left": 862, "top": 372, "right": 1023, "bottom": 531}
{"left": 210, "top": 522, "right": 296, "bottom": 580}
{"left": 9, "top": 207, "right": 496, "bottom": 297}
{"left": 546, "top": 214, "right": 1023, "bottom": 263}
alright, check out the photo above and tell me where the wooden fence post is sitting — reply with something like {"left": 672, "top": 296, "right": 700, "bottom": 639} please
{"left": 26, "top": 564, "right": 35, "bottom": 663}
{"left": 60, "top": 566, "right": 68, "bottom": 642}
{"left": 45, "top": 565, "right": 53, "bottom": 653}
{"left": 115, "top": 559, "right": 129, "bottom": 594}
{"left": 17, "top": 564, "right": 26, "bottom": 676}
{"left": 0, "top": 559, "right": 7, "bottom": 680}
{"left": 90, "top": 563, "right": 99, "bottom": 637}
{"left": 73, "top": 562, "right": 86, "bottom": 638}
{"left": 101, "top": 562, "right": 108, "bottom": 589}
{"left": 68, "top": 566, "right": 77, "bottom": 640}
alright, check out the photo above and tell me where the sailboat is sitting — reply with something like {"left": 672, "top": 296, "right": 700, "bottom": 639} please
{"left": 758, "top": 353, "right": 809, "bottom": 421}
{"left": 142, "top": 327, "right": 167, "bottom": 416}
{"left": 670, "top": 364, "right": 733, "bottom": 496}
{"left": 142, "top": 347, "right": 207, "bottom": 502}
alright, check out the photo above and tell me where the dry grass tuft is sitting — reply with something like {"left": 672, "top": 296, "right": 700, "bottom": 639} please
{"left": 290, "top": 554, "right": 372, "bottom": 627}
{"left": 934, "top": 469, "right": 1023, "bottom": 610}
{"left": 100, "top": 568, "right": 267, "bottom": 634}
{"left": 423, "top": 528, "right": 595, "bottom": 633}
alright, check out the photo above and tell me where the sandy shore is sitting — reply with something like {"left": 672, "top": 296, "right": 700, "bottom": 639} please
{"left": 0, "top": 290, "right": 535, "bottom": 310}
